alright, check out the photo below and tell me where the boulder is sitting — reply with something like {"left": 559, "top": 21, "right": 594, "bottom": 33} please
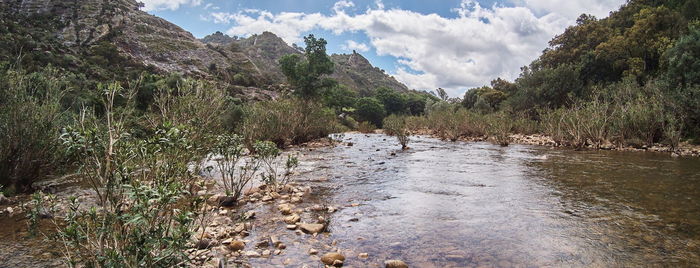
{"left": 321, "top": 252, "right": 346, "bottom": 266}
{"left": 228, "top": 240, "right": 245, "bottom": 251}
{"left": 299, "top": 223, "right": 325, "bottom": 234}
{"left": 195, "top": 239, "right": 216, "bottom": 250}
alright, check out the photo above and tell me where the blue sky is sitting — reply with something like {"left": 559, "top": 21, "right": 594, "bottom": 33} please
{"left": 143, "top": 0, "right": 625, "bottom": 96}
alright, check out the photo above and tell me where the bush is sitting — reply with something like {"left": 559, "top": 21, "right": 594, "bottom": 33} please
{"left": 255, "top": 141, "right": 299, "bottom": 189}
{"left": 354, "top": 97, "right": 386, "bottom": 127}
{"left": 485, "top": 112, "right": 513, "bottom": 146}
{"left": 210, "top": 134, "right": 253, "bottom": 202}
{"left": 0, "top": 67, "right": 70, "bottom": 192}
{"left": 56, "top": 83, "right": 204, "bottom": 267}
{"left": 357, "top": 121, "right": 376, "bottom": 133}
{"left": 383, "top": 115, "right": 410, "bottom": 149}
{"left": 239, "top": 99, "right": 339, "bottom": 147}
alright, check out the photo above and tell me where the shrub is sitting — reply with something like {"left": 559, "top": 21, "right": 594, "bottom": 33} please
{"left": 56, "top": 83, "right": 204, "bottom": 267}
{"left": 0, "top": 67, "right": 70, "bottom": 192}
{"left": 255, "top": 141, "right": 299, "bottom": 189}
{"left": 485, "top": 112, "right": 513, "bottom": 146}
{"left": 354, "top": 97, "right": 386, "bottom": 127}
{"left": 357, "top": 121, "right": 376, "bottom": 133}
{"left": 383, "top": 115, "right": 411, "bottom": 149}
{"left": 210, "top": 134, "right": 254, "bottom": 202}
{"left": 239, "top": 99, "right": 339, "bottom": 147}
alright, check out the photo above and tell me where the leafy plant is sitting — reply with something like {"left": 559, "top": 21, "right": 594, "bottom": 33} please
{"left": 210, "top": 134, "right": 256, "bottom": 202}
{"left": 255, "top": 141, "right": 299, "bottom": 189}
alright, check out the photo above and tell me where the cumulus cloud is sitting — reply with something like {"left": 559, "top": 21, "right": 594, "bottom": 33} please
{"left": 209, "top": 0, "right": 624, "bottom": 95}
{"left": 342, "top": 40, "right": 370, "bottom": 52}
{"left": 140, "top": 0, "right": 202, "bottom": 12}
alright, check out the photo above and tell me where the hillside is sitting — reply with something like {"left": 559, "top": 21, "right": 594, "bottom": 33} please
{"left": 201, "top": 31, "right": 410, "bottom": 94}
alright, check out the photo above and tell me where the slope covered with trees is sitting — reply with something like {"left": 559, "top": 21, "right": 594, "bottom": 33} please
{"left": 450, "top": 0, "right": 700, "bottom": 147}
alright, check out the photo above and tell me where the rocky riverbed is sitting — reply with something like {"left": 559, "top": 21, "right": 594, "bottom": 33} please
{"left": 2, "top": 132, "right": 700, "bottom": 267}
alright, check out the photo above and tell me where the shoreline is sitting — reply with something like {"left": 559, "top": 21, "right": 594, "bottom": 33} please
{"left": 399, "top": 129, "right": 700, "bottom": 157}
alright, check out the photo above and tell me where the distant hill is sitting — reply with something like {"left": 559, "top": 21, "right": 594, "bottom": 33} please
{"left": 201, "top": 31, "right": 410, "bottom": 94}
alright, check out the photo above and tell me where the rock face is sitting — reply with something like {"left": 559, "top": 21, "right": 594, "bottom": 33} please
{"left": 0, "top": 0, "right": 270, "bottom": 87}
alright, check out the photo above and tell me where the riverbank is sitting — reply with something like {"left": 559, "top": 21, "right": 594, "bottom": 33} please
{"left": 404, "top": 128, "right": 700, "bottom": 157}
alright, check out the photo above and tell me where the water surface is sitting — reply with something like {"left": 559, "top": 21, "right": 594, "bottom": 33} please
{"left": 246, "top": 133, "right": 700, "bottom": 267}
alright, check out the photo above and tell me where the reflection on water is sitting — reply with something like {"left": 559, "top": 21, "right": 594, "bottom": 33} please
{"left": 246, "top": 133, "right": 700, "bottom": 267}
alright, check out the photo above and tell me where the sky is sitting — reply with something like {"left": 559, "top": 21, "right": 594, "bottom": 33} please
{"left": 142, "top": 0, "right": 626, "bottom": 97}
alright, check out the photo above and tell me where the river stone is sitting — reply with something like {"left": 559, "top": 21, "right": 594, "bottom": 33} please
{"left": 196, "top": 239, "right": 216, "bottom": 250}
{"left": 284, "top": 214, "right": 301, "bottom": 224}
{"left": 278, "top": 204, "right": 293, "bottom": 215}
{"left": 244, "top": 251, "right": 261, "bottom": 258}
{"left": 321, "top": 252, "right": 346, "bottom": 266}
{"left": 228, "top": 240, "right": 245, "bottom": 251}
{"left": 385, "top": 260, "right": 409, "bottom": 268}
{"left": 218, "top": 196, "right": 237, "bottom": 207}
{"left": 299, "top": 223, "right": 325, "bottom": 234}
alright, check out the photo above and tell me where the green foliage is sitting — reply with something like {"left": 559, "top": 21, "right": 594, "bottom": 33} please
{"left": 0, "top": 67, "right": 70, "bottom": 192}
{"left": 255, "top": 141, "right": 299, "bottom": 188}
{"left": 280, "top": 35, "right": 335, "bottom": 98}
{"left": 57, "top": 83, "right": 205, "bottom": 267}
{"left": 322, "top": 85, "right": 358, "bottom": 113}
{"left": 354, "top": 97, "right": 386, "bottom": 127}
{"left": 485, "top": 112, "right": 513, "bottom": 146}
{"left": 239, "top": 98, "right": 339, "bottom": 147}
{"left": 210, "top": 134, "right": 253, "bottom": 201}
{"left": 374, "top": 87, "right": 407, "bottom": 115}
{"left": 462, "top": 86, "right": 506, "bottom": 112}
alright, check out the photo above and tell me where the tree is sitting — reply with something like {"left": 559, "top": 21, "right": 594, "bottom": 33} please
{"left": 279, "top": 35, "right": 335, "bottom": 99}
{"left": 374, "top": 87, "right": 406, "bottom": 115}
{"left": 354, "top": 97, "right": 386, "bottom": 127}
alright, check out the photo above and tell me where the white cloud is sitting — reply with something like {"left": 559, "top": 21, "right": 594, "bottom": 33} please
{"left": 342, "top": 40, "right": 370, "bottom": 52}
{"left": 140, "top": 0, "right": 202, "bottom": 12}
{"left": 211, "top": 0, "right": 625, "bottom": 96}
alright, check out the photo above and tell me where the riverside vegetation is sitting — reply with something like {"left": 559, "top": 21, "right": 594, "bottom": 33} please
{"left": 0, "top": 0, "right": 699, "bottom": 267}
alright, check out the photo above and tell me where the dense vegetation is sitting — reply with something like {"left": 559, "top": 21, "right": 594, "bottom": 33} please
{"left": 401, "top": 0, "right": 700, "bottom": 149}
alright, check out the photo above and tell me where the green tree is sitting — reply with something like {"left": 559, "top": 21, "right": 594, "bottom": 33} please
{"left": 354, "top": 97, "right": 386, "bottom": 127}
{"left": 374, "top": 87, "right": 406, "bottom": 115}
{"left": 279, "top": 34, "right": 335, "bottom": 99}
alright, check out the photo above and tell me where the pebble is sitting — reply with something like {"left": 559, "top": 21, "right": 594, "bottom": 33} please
{"left": 321, "top": 252, "right": 346, "bottom": 266}
{"left": 284, "top": 214, "right": 301, "bottom": 224}
{"left": 228, "top": 240, "right": 245, "bottom": 251}
{"left": 244, "top": 251, "right": 261, "bottom": 258}
{"left": 309, "top": 248, "right": 319, "bottom": 255}
{"left": 359, "top": 253, "right": 369, "bottom": 258}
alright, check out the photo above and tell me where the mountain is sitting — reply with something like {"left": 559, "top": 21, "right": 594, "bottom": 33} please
{"left": 0, "top": 0, "right": 408, "bottom": 96}
{"left": 201, "top": 31, "right": 410, "bottom": 94}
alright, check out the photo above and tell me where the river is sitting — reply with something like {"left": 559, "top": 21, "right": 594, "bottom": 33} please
{"left": 1, "top": 132, "right": 699, "bottom": 267}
